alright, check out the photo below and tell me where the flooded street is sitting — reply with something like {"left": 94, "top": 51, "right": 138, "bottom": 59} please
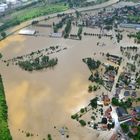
{"left": 0, "top": 26, "right": 120, "bottom": 140}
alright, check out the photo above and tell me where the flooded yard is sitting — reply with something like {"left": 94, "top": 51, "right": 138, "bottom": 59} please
{"left": 0, "top": 25, "right": 120, "bottom": 140}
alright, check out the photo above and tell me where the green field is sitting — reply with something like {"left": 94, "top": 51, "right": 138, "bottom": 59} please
{"left": 0, "top": 3, "right": 69, "bottom": 32}
{"left": 0, "top": 75, "right": 12, "bottom": 140}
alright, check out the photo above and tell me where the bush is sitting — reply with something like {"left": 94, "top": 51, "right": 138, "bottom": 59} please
{"left": 0, "top": 53, "right": 2, "bottom": 59}
{"left": 121, "top": 124, "right": 129, "bottom": 133}
{"left": 90, "top": 97, "right": 98, "bottom": 108}
{"left": 48, "top": 134, "right": 52, "bottom": 140}
{"left": 80, "top": 108, "right": 85, "bottom": 113}
{"left": 91, "top": 116, "right": 95, "bottom": 120}
{"left": 79, "top": 120, "right": 86, "bottom": 126}
{"left": 112, "top": 97, "right": 120, "bottom": 106}
{"left": 71, "top": 113, "right": 78, "bottom": 119}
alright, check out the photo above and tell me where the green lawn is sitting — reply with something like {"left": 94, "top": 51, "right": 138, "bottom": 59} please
{"left": 10, "top": 4, "right": 69, "bottom": 23}
{"left": 0, "top": 3, "right": 69, "bottom": 32}
{"left": 0, "top": 75, "right": 12, "bottom": 140}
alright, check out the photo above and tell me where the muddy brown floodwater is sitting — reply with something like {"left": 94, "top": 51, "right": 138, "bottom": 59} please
{"left": 0, "top": 26, "right": 120, "bottom": 140}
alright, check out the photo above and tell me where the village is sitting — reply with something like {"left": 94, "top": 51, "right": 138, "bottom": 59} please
{"left": 71, "top": 45, "right": 140, "bottom": 140}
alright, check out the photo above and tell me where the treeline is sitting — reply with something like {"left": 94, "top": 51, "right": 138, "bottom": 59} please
{"left": 77, "top": 26, "right": 83, "bottom": 40}
{"left": 0, "top": 75, "right": 12, "bottom": 140}
{"left": 64, "top": 19, "right": 72, "bottom": 38}
{"left": 127, "top": 31, "right": 140, "bottom": 44}
{"left": 53, "top": 15, "right": 69, "bottom": 33}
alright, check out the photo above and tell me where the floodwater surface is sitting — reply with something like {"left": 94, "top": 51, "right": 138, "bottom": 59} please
{"left": 0, "top": 27, "right": 120, "bottom": 140}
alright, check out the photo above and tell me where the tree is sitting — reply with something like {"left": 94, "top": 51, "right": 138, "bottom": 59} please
{"left": 93, "top": 85, "right": 97, "bottom": 91}
{"left": 79, "top": 120, "right": 86, "bottom": 126}
{"left": 112, "top": 97, "right": 119, "bottom": 106}
{"left": 121, "top": 124, "right": 129, "bottom": 133}
{"left": 80, "top": 108, "right": 85, "bottom": 113}
{"left": 71, "top": 113, "right": 78, "bottom": 119}
{"left": 75, "top": 11, "right": 80, "bottom": 18}
{"left": 88, "top": 85, "right": 92, "bottom": 92}
{"left": 1, "top": 32, "right": 6, "bottom": 39}
{"left": 48, "top": 134, "right": 52, "bottom": 140}
{"left": 77, "top": 27, "right": 83, "bottom": 40}
{"left": 0, "top": 53, "right": 2, "bottom": 59}
{"left": 64, "top": 19, "right": 71, "bottom": 38}
{"left": 90, "top": 97, "right": 98, "bottom": 108}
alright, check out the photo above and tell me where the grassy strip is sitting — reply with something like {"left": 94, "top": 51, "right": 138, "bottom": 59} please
{"left": 0, "top": 4, "right": 69, "bottom": 32}
{"left": 0, "top": 75, "right": 12, "bottom": 140}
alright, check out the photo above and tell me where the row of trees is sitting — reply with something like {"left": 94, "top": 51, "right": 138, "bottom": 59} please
{"left": 64, "top": 19, "right": 72, "bottom": 38}
{"left": 84, "top": 32, "right": 112, "bottom": 38}
{"left": 0, "top": 32, "right": 6, "bottom": 40}
{"left": 77, "top": 26, "right": 83, "bottom": 40}
{"left": 0, "top": 75, "right": 12, "bottom": 140}
{"left": 112, "top": 97, "right": 132, "bottom": 109}
{"left": 127, "top": 31, "right": 140, "bottom": 44}
{"left": 53, "top": 16, "right": 69, "bottom": 33}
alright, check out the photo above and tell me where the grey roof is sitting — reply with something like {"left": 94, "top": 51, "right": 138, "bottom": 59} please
{"left": 116, "top": 107, "right": 128, "bottom": 117}
{"left": 124, "top": 91, "right": 130, "bottom": 96}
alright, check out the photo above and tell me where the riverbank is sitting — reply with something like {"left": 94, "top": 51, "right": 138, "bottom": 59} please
{"left": 0, "top": 75, "right": 12, "bottom": 140}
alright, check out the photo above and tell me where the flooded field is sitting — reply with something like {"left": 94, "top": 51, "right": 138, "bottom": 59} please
{"left": 0, "top": 24, "right": 121, "bottom": 140}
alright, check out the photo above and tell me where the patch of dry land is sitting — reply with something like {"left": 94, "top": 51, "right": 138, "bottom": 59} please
{"left": 0, "top": 15, "right": 139, "bottom": 140}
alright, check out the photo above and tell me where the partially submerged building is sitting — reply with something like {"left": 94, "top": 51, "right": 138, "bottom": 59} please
{"left": 116, "top": 107, "right": 130, "bottom": 122}
{"left": 49, "top": 32, "right": 62, "bottom": 38}
{"left": 19, "top": 29, "right": 36, "bottom": 36}
{"left": 120, "top": 23, "right": 140, "bottom": 30}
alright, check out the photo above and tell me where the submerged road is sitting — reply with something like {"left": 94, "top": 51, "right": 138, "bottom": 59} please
{"left": 3, "top": 0, "right": 119, "bottom": 39}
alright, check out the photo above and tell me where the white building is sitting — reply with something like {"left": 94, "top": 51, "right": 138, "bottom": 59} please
{"left": 0, "top": 3, "right": 8, "bottom": 12}
{"left": 19, "top": 29, "right": 36, "bottom": 36}
{"left": 49, "top": 32, "right": 62, "bottom": 38}
{"left": 0, "top": 7, "right": 5, "bottom": 12}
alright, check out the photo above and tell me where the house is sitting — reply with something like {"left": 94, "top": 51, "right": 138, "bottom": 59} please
{"left": 105, "top": 107, "right": 112, "bottom": 119}
{"left": 130, "top": 127, "right": 138, "bottom": 135}
{"left": 116, "top": 107, "right": 128, "bottom": 118}
{"left": 101, "top": 124, "right": 108, "bottom": 131}
{"left": 131, "top": 92, "right": 137, "bottom": 98}
{"left": 124, "top": 91, "right": 130, "bottom": 97}
{"left": 103, "top": 95, "right": 110, "bottom": 106}
{"left": 114, "top": 93, "right": 119, "bottom": 99}
{"left": 0, "top": 3, "right": 8, "bottom": 12}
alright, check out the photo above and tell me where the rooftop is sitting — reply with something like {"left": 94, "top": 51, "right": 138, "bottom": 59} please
{"left": 116, "top": 107, "right": 128, "bottom": 117}
{"left": 19, "top": 29, "right": 36, "bottom": 35}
